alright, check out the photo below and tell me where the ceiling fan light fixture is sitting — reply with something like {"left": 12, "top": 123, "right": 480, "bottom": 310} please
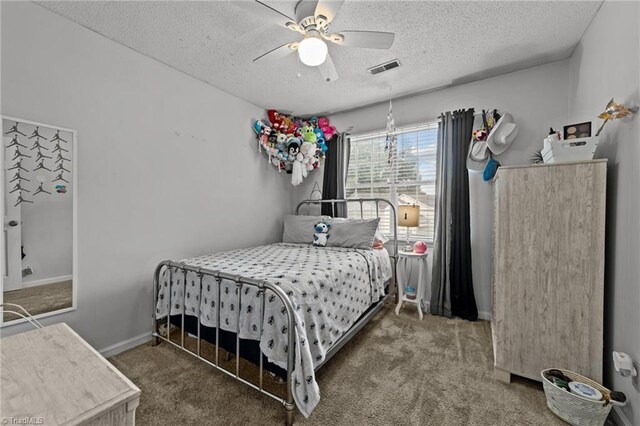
{"left": 298, "top": 36, "right": 328, "bottom": 67}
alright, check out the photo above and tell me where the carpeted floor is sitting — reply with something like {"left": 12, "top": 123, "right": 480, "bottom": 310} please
{"left": 111, "top": 305, "right": 567, "bottom": 425}
{"left": 3, "top": 280, "right": 73, "bottom": 322}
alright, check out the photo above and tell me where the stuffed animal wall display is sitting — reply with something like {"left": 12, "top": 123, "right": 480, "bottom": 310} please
{"left": 313, "top": 222, "right": 331, "bottom": 247}
{"left": 253, "top": 109, "right": 339, "bottom": 186}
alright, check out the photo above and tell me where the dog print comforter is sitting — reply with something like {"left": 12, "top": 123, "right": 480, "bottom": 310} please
{"left": 155, "top": 243, "right": 392, "bottom": 417}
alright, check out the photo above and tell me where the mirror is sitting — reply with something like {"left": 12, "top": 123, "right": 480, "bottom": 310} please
{"left": 2, "top": 116, "right": 76, "bottom": 325}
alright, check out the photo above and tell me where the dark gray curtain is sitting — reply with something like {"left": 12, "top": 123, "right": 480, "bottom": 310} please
{"left": 321, "top": 133, "right": 350, "bottom": 217}
{"left": 430, "top": 110, "right": 478, "bottom": 321}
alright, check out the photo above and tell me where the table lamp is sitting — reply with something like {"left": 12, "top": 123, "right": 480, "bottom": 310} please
{"left": 398, "top": 204, "right": 420, "bottom": 252}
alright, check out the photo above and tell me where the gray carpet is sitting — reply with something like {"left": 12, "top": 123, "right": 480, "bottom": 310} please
{"left": 110, "top": 305, "right": 566, "bottom": 426}
{"left": 3, "top": 280, "right": 72, "bottom": 322}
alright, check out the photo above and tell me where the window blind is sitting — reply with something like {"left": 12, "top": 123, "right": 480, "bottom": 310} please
{"left": 345, "top": 122, "right": 438, "bottom": 241}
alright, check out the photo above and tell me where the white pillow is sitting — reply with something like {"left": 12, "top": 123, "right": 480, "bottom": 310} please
{"left": 375, "top": 229, "right": 389, "bottom": 244}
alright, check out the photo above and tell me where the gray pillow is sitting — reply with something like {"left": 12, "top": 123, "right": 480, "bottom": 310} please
{"left": 327, "top": 217, "right": 380, "bottom": 249}
{"left": 282, "top": 215, "right": 330, "bottom": 244}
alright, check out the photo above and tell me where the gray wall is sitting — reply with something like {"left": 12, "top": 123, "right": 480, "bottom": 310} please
{"left": 567, "top": 2, "right": 640, "bottom": 423}
{"left": 0, "top": 2, "right": 291, "bottom": 349}
{"left": 293, "top": 60, "right": 570, "bottom": 318}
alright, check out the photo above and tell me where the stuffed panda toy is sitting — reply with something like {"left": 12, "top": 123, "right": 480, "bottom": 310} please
{"left": 313, "top": 222, "right": 331, "bottom": 247}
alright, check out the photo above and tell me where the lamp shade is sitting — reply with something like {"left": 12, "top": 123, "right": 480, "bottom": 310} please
{"left": 398, "top": 205, "right": 420, "bottom": 227}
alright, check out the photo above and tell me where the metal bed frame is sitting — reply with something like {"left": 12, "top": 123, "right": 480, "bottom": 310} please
{"left": 152, "top": 198, "right": 397, "bottom": 425}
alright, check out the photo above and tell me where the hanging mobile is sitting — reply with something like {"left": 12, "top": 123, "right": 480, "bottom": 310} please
{"left": 28, "top": 126, "right": 48, "bottom": 140}
{"left": 33, "top": 183, "right": 51, "bottom": 195}
{"left": 52, "top": 172, "right": 69, "bottom": 183}
{"left": 12, "top": 147, "right": 32, "bottom": 160}
{"left": 10, "top": 170, "right": 30, "bottom": 183}
{"left": 385, "top": 100, "right": 397, "bottom": 165}
{"left": 30, "top": 138, "right": 48, "bottom": 151}
{"left": 9, "top": 182, "right": 30, "bottom": 194}
{"left": 50, "top": 130, "right": 68, "bottom": 143}
{"left": 5, "top": 122, "right": 27, "bottom": 136}
{"left": 8, "top": 159, "right": 29, "bottom": 172}
{"left": 7, "top": 135, "right": 28, "bottom": 149}
{"left": 34, "top": 160, "right": 52, "bottom": 171}
{"left": 14, "top": 193, "right": 34, "bottom": 206}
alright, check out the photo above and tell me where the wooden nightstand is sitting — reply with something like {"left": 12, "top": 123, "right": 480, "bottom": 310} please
{"left": 395, "top": 250, "right": 428, "bottom": 320}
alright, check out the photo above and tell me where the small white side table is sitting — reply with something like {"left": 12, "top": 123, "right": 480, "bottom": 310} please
{"left": 395, "top": 250, "right": 428, "bottom": 320}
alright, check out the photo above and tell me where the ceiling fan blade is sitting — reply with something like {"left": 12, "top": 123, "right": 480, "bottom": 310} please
{"left": 233, "top": 1, "right": 303, "bottom": 33}
{"left": 318, "top": 53, "right": 338, "bottom": 83}
{"left": 330, "top": 30, "right": 395, "bottom": 49}
{"left": 253, "top": 42, "right": 298, "bottom": 62}
{"left": 314, "top": 0, "right": 344, "bottom": 28}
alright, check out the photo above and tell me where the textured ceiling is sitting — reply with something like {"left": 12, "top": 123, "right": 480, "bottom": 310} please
{"left": 37, "top": 1, "right": 602, "bottom": 115}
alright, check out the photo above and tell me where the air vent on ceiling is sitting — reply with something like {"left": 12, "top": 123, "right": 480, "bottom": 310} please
{"left": 367, "top": 59, "right": 401, "bottom": 75}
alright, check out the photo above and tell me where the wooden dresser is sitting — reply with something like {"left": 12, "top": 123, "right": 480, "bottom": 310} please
{"left": 491, "top": 160, "right": 606, "bottom": 383}
{"left": 1, "top": 323, "right": 141, "bottom": 425}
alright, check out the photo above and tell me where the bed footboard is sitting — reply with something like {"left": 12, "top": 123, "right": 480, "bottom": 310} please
{"left": 152, "top": 260, "right": 296, "bottom": 426}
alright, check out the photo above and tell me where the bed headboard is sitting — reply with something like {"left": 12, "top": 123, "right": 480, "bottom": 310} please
{"left": 295, "top": 198, "right": 399, "bottom": 261}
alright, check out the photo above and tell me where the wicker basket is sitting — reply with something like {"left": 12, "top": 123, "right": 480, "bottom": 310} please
{"left": 541, "top": 368, "right": 612, "bottom": 426}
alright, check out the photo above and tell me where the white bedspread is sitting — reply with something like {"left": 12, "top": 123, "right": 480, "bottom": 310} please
{"left": 155, "top": 243, "right": 391, "bottom": 417}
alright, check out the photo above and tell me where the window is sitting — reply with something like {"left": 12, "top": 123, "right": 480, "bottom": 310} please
{"left": 345, "top": 122, "right": 438, "bottom": 241}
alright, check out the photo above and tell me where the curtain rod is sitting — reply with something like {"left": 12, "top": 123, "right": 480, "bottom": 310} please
{"left": 437, "top": 110, "right": 483, "bottom": 120}
{"left": 348, "top": 109, "right": 485, "bottom": 139}
{"left": 397, "top": 111, "right": 482, "bottom": 128}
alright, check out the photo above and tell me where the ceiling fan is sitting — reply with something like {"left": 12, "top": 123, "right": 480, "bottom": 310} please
{"left": 235, "top": 0, "right": 395, "bottom": 82}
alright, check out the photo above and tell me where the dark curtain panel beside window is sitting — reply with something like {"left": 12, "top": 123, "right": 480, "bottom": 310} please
{"left": 430, "top": 110, "right": 478, "bottom": 321}
{"left": 321, "top": 133, "right": 350, "bottom": 217}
